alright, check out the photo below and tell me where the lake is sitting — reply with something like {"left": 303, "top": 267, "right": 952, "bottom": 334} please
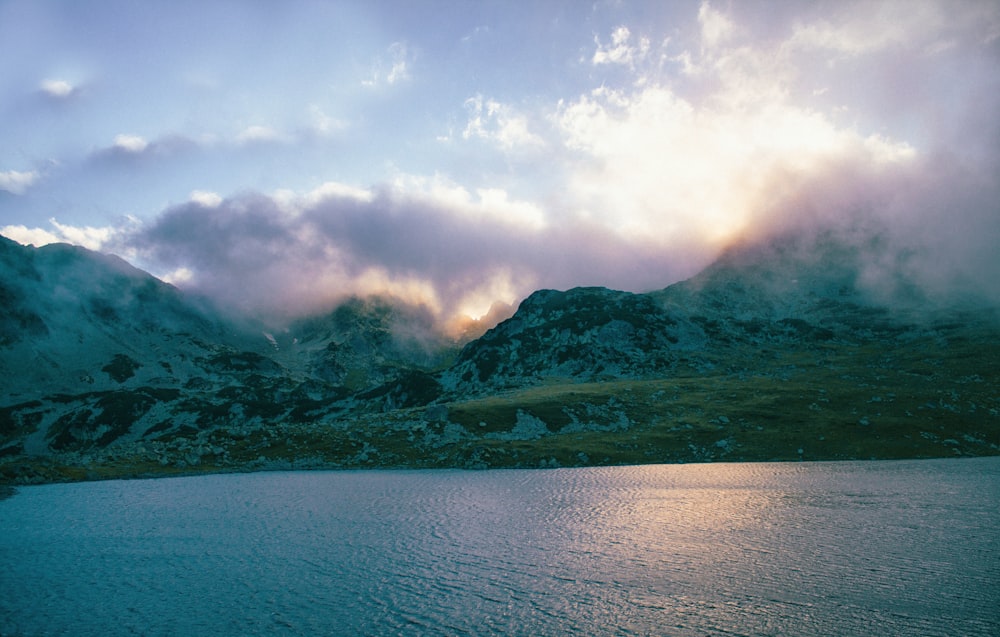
{"left": 1, "top": 458, "right": 998, "bottom": 636}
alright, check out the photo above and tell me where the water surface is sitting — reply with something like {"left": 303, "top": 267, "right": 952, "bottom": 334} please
{"left": 1, "top": 458, "right": 998, "bottom": 636}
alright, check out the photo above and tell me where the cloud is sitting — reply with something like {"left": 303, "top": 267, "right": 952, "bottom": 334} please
{"left": 9, "top": 1, "right": 995, "bottom": 327}
{"left": 385, "top": 42, "right": 411, "bottom": 84}
{"left": 160, "top": 266, "right": 194, "bottom": 285}
{"left": 87, "top": 123, "right": 302, "bottom": 168}
{"left": 462, "top": 95, "right": 544, "bottom": 151}
{"left": 112, "top": 134, "right": 149, "bottom": 154}
{"left": 547, "top": 1, "right": 999, "bottom": 306}
{"left": 592, "top": 26, "right": 650, "bottom": 68}
{"left": 362, "top": 41, "right": 414, "bottom": 88}
{"left": 555, "top": 81, "right": 915, "bottom": 248}
{"left": 189, "top": 190, "right": 223, "bottom": 208}
{"left": 785, "top": 1, "right": 1000, "bottom": 57}
{"left": 49, "top": 219, "right": 123, "bottom": 251}
{"left": 555, "top": 1, "right": 1000, "bottom": 257}
{"left": 738, "top": 147, "right": 1000, "bottom": 306}
{"left": 39, "top": 78, "right": 76, "bottom": 99}
{"left": 697, "top": 2, "right": 735, "bottom": 50}
{"left": 1, "top": 218, "right": 123, "bottom": 251}
{"left": 382, "top": 173, "right": 548, "bottom": 230}
{"left": 0, "top": 225, "right": 61, "bottom": 247}
{"left": 119, "top": 178, "right": 701, "bottom": 325}
{"left": 89, "top": 133, "right": 198, "bottom": 163}
{"left": 0, "top": 170, "right": 39, "bottom": 195}
{"left": 235, "top": 125, "right": 287, "bottom": 144}
{"left": 306, "top": 104, "right": 348, "bottom": 137}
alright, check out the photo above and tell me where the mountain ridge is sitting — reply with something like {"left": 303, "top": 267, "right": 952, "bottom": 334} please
{"left": 1, "top": 229, "right": 998, "bottom": 483}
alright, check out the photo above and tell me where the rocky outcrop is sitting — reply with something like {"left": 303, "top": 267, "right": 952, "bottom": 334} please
{"left": 2, "top": 229, "right": 998, "bottom": 483}
{"left": 441, "top": 287, "right": 707, "bottom": 394}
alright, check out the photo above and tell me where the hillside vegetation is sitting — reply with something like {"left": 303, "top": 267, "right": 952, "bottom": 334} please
{"left": 1, "top": 232, "right": 997, "bottom": 484}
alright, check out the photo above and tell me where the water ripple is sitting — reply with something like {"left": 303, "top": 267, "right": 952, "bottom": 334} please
{"left": 1, "top": 459, "right": 997, "bottom": 636}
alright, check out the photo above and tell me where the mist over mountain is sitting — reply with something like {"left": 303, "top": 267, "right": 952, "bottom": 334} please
{"left": 1, "top": 219, "right": 997, "bottom": 483}
{"left": 0, "top": 236, "right": 239, "bottom": 402}
{"left": 6, "top": 1, "right": 998, "bottom": 340}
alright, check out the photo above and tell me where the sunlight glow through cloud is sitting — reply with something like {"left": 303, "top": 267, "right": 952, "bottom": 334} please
{"left": 1, "top": 0, "right": 996, "bottom": 325}
{"left": 557, "top": 84, "right": 915, "bottom": 247}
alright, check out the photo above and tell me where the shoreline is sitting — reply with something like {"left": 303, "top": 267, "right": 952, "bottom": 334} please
{"left": 3, "top": 450, "right": 997, "bottom": 488}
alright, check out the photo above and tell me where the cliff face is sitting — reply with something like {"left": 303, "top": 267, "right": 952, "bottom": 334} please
{"left": 2, "top": 230, "right": 998, "bottom": 483}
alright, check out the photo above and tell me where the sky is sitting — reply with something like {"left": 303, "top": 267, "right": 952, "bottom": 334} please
{"left": 2, "top": 0, "right": 999, "bottom": 327}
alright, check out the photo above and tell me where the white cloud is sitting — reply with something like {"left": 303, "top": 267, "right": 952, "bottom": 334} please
{"left": 112, "top": 134, "right": 149, "bottom": 153}
{"left": 389, "top": 173, "right": 548, "bottom": 231}
{"left": 462, "top": 95, "right": 544, "bottom": 151}
{"left": 592, "top": 26, "right": 650, "bottom": 67}
{"left": 698, "top": 1, "right": 735, "bottom": 50}
{"left": 87, "top": 133, "right": 199, "bottom": 162}
{"left": 562, "top": 6, "right": 920, "bottom": 248}
{"left": 160, "top": 266, "right": 194, "bottom": 285}
{"left": 189, "top": 190, "right": 223, "bottom": 208}
{"left": 307, "top": 105, "right": 348, "bottom": 136}
{"left": 785, "top": 1, "right": 1000, "bottom": 57}
{"left": 362, "top": 41, "right": 413, "bottom": 87}
{"left": 473, "top": 187, "right": 548, "bottom": 231}
{"left": 386, "top": 42, "right": 411, "bottom": 84}
{"left": 302, "top": 181, "right": 375, "bottom": 206}
{"left": 1, "top": 225, "right": 62, "bottom": 247}
{"left": 1, "top": 218, "right": 120, "bottom": 251}
{"left": 273, "top": 180, "right": 375, "bottom": 216}
{"left": 39, "top": 79, "right": 75, "bottom": 99}
{"left": 236, "top": 125, "right": 286, "bottom": 144}
{"left": 0, "top": 169, "right": 39, "bottom": 195}
{"left": 48, "top": 219, "right": 121, "bottom": 251}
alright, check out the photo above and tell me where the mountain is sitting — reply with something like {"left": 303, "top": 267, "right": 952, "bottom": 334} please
{"left": 438, "top": 287, "right": 706, "bottom": 393}
{"left": 1, "top": 229, "right": 998, "bottom": 483}
{"left": 273, "top": 296, "right": 458, "bottom": 390}
{"left": 0, "top": 236, "right": 233, "bottom": 402}
{"left": 0, "top": 236, "right": 457, "bottom": 467}
{"left": 439, "top": 229, "right": 987, "bottom": 393}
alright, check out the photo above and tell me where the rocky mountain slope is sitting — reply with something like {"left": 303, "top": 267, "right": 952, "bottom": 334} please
{"left": 1, "top": 230, "right": 998, "bottom": 483}
{"left": 0, "top": 236, "right": 234, "bottom": 403}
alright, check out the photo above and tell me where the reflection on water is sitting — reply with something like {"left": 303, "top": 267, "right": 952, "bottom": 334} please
{"left": 1, "top": 458, "right": 998, "bottom": 636}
